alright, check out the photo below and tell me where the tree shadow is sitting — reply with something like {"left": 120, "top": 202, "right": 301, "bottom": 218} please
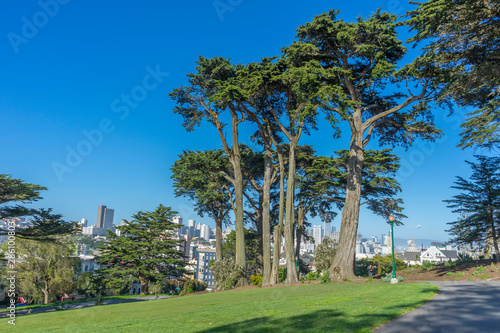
{"left": 196, "top": 308, "right": 412, "bottom": 333}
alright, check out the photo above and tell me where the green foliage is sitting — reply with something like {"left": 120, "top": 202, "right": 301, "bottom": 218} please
{"left": 209, "top": 258, "right": 246, "bottom": 290}
{"left": 491, "top": 263, "right": 497, "bottom": 272}
{"left": 446, "top": 272, "right": 454, "bottom": 276}
{"left": 356, "top": 258, "right": 376, "bottom": 277}
{"left": 444, "top": 156, "right": 500, "bottom": 253}
{"left": 15, "top": 237, "right": 78, "bottom": 304}
{"left": 0, "top": 175, "right": 77, "bottom": 240}
{"left": 457, "top": 253, "right": 474, "bottom": 263}
{"left": 372, "top": 255, "right": 407, "bottom": 275}
{"left": 444, "top": 261, "right": 457, "bottom": 268}
{"left": 250, "top": 274, "right": 263, "bottom": 287}
{"left": 456, "top": 272, "right": 465, "bottom": 277}
{"left": 366, "top": 277, "right": 373, "bottom": 282}
{"left": 306, "top": 271, "right": 320, "bottom": 281}
{"left": 222, "top": 229, "right": 261, "bottom": 276}
{"left": 98, "top": 204, "right": 186, "bottom": 295}
{"left": 405, "top": 0, "right": 500, "bottom": 149}
{"left": 314, "top": 238, "right": 338, "bottom": 273}
{"left": 421, "top": 261, "right": 435, "bottom": 271}
{"left": 278, "top": 267, "right": 287, "bottom": 283}
{"left": 319, "top": 271, "right": 331, "bottom": 284}
{"left": 381, "top": 273, "right": 404, "bottom": 283}
{"left": 480, "top": 275, "right": 491, "bottom": 279}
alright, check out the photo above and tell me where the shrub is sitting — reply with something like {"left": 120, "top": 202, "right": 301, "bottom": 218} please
{"left": 366, "top": 277, "right": 373, "bottom": 282}
{"left": 444, "top": 261, "right": 457, "bottom": 268}
{"left": 179, "top": 283, "right": 195, "bottom": 296}
{"left": 306, "top": 271, "right": 320, "bottom": 281}
{"left": 481, "top": 275, "right": 491, "bottom": 279}
{"left": 456, "top": 272, "right": 465, "bottom": 277}
{"left": 278, "top": 267, "right": 287, "bottom": 283}
{"left": 381, "top": 273, "right": 404, "bottom": 283}
{"left": 208, "top": 258, "right": 246, "bottom": 290}
{"left": 457, "top": 253, "right": 474, "bottom": 263}
{"left": 475, "top": 265, "right": 487, "bottom": 272}
{"left": 250, "top": 274, "right": 263, "bottom": 287}
{"left": 421, "top": 261, "right": 435, "bottom": 270}
{"left": 319, "top": 271, "right": 331, "bottom": 284}
{"left": 491, "top": 263, "right": 496, "bottom": 272}
{"left": 446, "top": 272, "right": 454, "bottom": 276}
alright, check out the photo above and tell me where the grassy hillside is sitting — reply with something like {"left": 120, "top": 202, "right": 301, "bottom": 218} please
{"left": 2, "top": 283, "right": 437, "bottom": 332}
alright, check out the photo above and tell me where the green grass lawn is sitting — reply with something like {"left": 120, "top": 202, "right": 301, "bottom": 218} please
{"left": 0, "top": 294, "right": 170, "bottom": 312}
{"left": 1, "top": 283, "right": 437, "bottom": 333}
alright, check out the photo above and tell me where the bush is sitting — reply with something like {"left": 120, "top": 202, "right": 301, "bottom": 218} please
{"left": 456, "top": 272, "right": 465, "bottom": 277}
{"left": 421, "top": 261, "right": 435, "bottom": 270}
{"left": 319, "top": 271, "right": 331, "bottom": 284}
{"left": 250, "top": 274, "right": 263, "bottom": 287}
{"left": 446, "top": 272, "right": 454, "bottom": 276}
{"left": 457, "top": 253, "right": 474, "bottom": 263}
{"left": 444, "top": 261, "right": 457, "bottom": 268}
{"left": 278, "top": 267, "right": 287, "bottom": 283}
{"left": 306, "top": 271, "right": 320, "bottom": 281}
{"left": 480, "top": 275, "right": 491, "bottom": 279}
{"left": 491, "top": 263, "right": 496, "bottom": 272}
{"left": 209, "top": 258, "right": 246, "bottom": 290}
{"left": 381, "top": 273, "right": 404, "bottom": 283}
{"left": 475, "top": 265, "right": 487, "bottom": 272}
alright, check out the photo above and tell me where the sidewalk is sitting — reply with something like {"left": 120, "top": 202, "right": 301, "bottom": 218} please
{"left": 0, "top": 295, "right": 171, "bottom": 318}
{"left": 376, "top": 281, "right": 500, "bottom": 333}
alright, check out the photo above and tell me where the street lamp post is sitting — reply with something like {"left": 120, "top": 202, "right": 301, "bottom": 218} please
{"left": 389, "top": 214, "right": 398, "bottom": 284}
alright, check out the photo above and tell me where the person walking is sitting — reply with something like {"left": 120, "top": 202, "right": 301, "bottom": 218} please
{"left": 368, "top": 265, "right": 374, "bottom": 277}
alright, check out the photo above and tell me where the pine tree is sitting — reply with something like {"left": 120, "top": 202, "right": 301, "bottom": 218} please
{"left": 98, "top": 205, "right": 186, "bottom": 294}
{"left": 444, "top": 156, "right": 500, "bottom": 262}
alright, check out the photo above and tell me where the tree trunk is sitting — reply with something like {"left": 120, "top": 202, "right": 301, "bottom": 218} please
{"left": 285, "top": 142, "right": 299, "bottom": 283}
{"left": 270, "top": 151, "right": 286, "bottom": 285}
{"left": 295, "top": 205, "right": 305, "bottom": 264}
{"left": 215, "top": 216, "right": 223, "bottom": 261}
{"left": 231, "top": 115, "right": 247, "bottom": 286}
{"left": 42, "top": 282, "right": 49, "bottom": 304}
{"left": 261, "top": 147, "right": 273, "bottom": 285}
{"left": 330, "top": 115, "right": 364, "bottom": 280}
{"left": 490, "top": 217, "right": 500, "bottom": 263}
{"left": 139, "top": 276, "right": 149, "bottom": 294}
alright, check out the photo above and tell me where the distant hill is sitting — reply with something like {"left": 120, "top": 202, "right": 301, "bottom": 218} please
{"left": 394, "top": 237, "right": 447, "bottom": 250}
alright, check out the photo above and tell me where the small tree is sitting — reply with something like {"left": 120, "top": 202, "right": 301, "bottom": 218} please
{"left": 98, "top": 204, "right": 186, "bottom": 294}
{"left": 16, "top": 237, "right": 77, "bottom": 304}
{"left": 208, "top": 258, "right": 245, "bottom": 290}
{"left": 314, "top": 238, "right": 338, "bottom": 273}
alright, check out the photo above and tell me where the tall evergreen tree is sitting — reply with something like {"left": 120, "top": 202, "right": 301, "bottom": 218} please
{"left": 171, "top": 149, "right": 232, "bottom": 260}
{"left": 98, "top": 205, "right": 186, "bottom": 294}
{"left": 170, "top": 57, "right": 249, "bottom": 285}
{"left": 405, "top": 0, "right": 500, "bottom": 149}
{"left": 444, "top": 156, "right": 500, "bottom": 262}
{"left": 295, "top": 9, "right": 442, "bottom": 279}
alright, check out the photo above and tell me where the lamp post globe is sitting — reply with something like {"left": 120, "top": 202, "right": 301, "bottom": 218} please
{"left": 389, "top": 214, "right": 398, "bottom": 284}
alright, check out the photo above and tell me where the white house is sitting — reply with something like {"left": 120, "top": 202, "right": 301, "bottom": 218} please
{"left": 420, "top": 246, "right": 458, "bottom": 264}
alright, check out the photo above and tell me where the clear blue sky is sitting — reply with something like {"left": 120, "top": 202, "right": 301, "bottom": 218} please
{"left": 1, "top": 0, "right": 481, "bottom": 242}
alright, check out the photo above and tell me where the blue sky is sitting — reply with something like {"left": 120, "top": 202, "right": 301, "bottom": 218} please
{"left": 1, "top": 0, "right": 481, "bottom": 241}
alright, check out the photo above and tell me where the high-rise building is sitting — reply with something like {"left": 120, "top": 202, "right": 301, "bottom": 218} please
{"left": 200, "top": 224, "right": 211, "bottom": 241}
{"left": 80, "top": 218, "right": 88, "bottom": 228}
{"left": 313, "top": 225, "right": 323, "bottom": 247}
{"left": 96, "top": 205, "right": 106, "bottom": 228}
{"left": 324, "top": 221, "right": 331, "bottom": 235}
{"left": 104, "top": 208, "right": 114, "bottom": 230}
{"left": 172, "top": 216, "right": 183, "bottom": 225}
{"left": 188, "top": 219, "right": 195, "bottom": 227}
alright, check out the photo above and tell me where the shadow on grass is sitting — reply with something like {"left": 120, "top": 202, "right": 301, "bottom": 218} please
{"left": 196, "top": 308, "right": 415, "bottom": 333}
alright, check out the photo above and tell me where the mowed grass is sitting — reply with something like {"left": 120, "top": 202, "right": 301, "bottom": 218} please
{"left": 1, "top": 283, "right": 437, "bottom": 333}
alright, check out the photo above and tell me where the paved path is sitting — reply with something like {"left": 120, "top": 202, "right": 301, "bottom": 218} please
{"left": 0, "top": 295, "right": 171, "bottom": 318}
{"left": 376, "top": 281, "right": 500, "bottom": 333}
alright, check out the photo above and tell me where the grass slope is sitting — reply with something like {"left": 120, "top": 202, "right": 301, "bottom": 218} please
{"left": 2, "top": 283, "right": 437, "bottom": 333}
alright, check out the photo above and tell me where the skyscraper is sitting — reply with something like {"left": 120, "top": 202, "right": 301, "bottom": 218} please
{"left": 96, "top": 205, "right": 106, "bottom": 228}
{"left": 200, "top": 224, "right": 211, "bottom": 241}
{"left": 313, "top": 225, "right": 323, "bottom": 247}
{"left": 188, "top": 219, "right": 195, "bottom": 227}
{"left": 104, "top": 208, "right": 114, "bottom": 230}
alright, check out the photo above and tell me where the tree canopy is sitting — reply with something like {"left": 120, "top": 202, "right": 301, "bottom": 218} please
{"left": 405, "top": 0, "right": 500, "bottom": 149}
{"left": 98, "top": 204, "right": 186, "bottom": 294}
